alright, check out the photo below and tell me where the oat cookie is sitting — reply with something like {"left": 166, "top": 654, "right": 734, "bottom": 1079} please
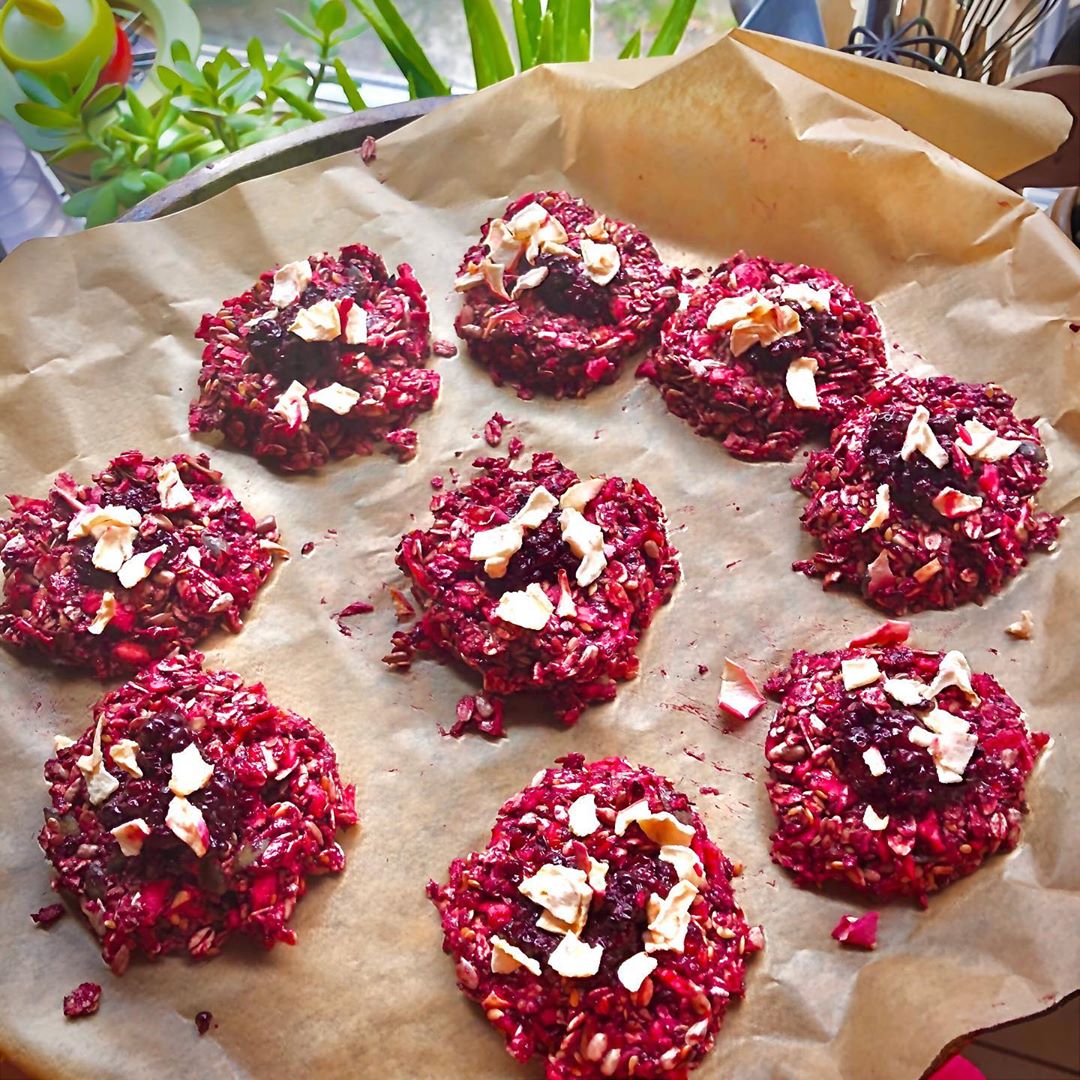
{"left": 792, "top": 374, "right": 1060, "bottom": 613}
{"left": 428, "top": 755, "right": 761, "bottom": 1078}
{"left": 386, "top": 452, "right": 680, "bottom": 732}
{"left": 191, "top": 244, "right": 438, "bottom": 470}
{"left": 639, "top": 252, "right": 884, "bottom": 461}
{"left": 454, "top": 191, "right": 679, "bottom": 399}
{"left": 764, "top": 644, "right": 1048, "bottom": 904}
{"left": 0, "top": 451, "right": 282, "bottom": 677}
{"left": 39, "top": 651, "right": 356, "bottom": 973}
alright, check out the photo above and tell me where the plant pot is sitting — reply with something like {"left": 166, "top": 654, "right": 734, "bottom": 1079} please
{"left": 1050, "top": 186, "right": 1079, "bottom": 246}
{"left": 119, "top": 97, "right": 448, "bottom": 223}
{"left": 51, "top": 150, "right": 100, "bottom": 194}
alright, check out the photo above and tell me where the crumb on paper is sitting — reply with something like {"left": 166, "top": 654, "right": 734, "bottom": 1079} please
{"left": 385, "top": 427, "right": 419, "bottom": 461}
{"left": 718, "top": 659, "right": 765, "bottom": 721}
{"left": 831, "top": 912, "right": 878, "bottom": 950}
{"left": 444, "top": 694, "right": 505, "bottom": 739}
{"left": 63, "top": 982, "right": 101, "bottom": 1019}
{"left": 31, "top": 903, "right": 65, "bottom": 927}
{"left": 1005, "top": 610, "right": 1033, "bottom": 640}
{"left": 848, "top": 620, "right": 910, "bottom": 648}
{"left": 332, "top": 600, "right": 375, "bottom": 637}
{"left": 483, "top": 412, "right": 511, "bottom": 447}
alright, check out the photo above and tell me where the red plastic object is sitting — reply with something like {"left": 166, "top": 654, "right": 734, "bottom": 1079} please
{"left": 97, "top": 22, "right": 133, "bottom": 88}
{"left": 928, "top": 1057, "right": 986, "bottom": 1080}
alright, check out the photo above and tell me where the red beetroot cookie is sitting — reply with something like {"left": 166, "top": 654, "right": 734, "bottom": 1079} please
{"left": 39, "top": 651, "right": 356, "bottom": 974}
{"left": 454, "top": 191, "right": 679, "bottom": 399}
{"left": 0, "top": 451, "right": 282, "bottom": 678}
{"left": 428, "top": 755, "right": 761, "bottom": 1079}
{"left": 385, "top": 452, "right": 680, "bottom": 731}
{"left": 793, "top": 374, "right": 1061, "bottom": 614}
{"left": 191, "top": 244, "right": 438, "bottom": 470}
{"left": 764, "top": 644, "right": 1048, "bottom": 905}
{"left": 639, "top": 252, "right": 885, "bottom": 461}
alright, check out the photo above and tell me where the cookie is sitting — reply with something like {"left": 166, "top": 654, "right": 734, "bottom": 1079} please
{"left": 454, "top": 191, "right": 679, "bottom": 398}
{"left": 764, "top": 644, "right": 1048, "bottom": 904}
{"left": 39, "top": 651, "right": 356, "bottom": 973}
{"left": 428, "top": 755, "right": 761, "bottom": 1078}
{"left": 0, "top": 451, "right": 282, "bottom": 677}
{"left": 793, "top": 374, "right": 1060, "bottom": 613}
{"left": 191, "top": 244, "right": 438, "bottom": 470}
{"left": 386, "top": 452, "right": 679, "bottom": 731}
{"left": 640, "top": 252, "right": 884, "bottom": 461}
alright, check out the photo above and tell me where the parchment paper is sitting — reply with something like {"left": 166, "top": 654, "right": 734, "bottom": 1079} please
{"left": 1, "top": 30, "right": 1079, "bottom": 1080}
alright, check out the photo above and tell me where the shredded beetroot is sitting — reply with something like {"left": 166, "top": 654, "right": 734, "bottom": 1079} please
{"left": 831, "top": 912, "right": 878, "bottom": 949}
{"left": 428, "top": 755, "right": 761, "bottom": 1079}
{"left": 335, "top": 600, "right": 374, "bottom": 619}
{"left": 849, "top": 621, "right": 911, "bottom": 648}
{"left": 331, "top": 600, "right": 374, "bottom": 637}
{"left": 484, "top": 411, "right": 511, "bottom": 447}
{"left": 432, "top": 338, "right": 458, "bottom": 357}
{"left": 640, "top": 252, "right": 884, "bottom": 461}
{"left": 190, "top": 245, "right": 438, "bottom": 471}
{"left": 31, "top": 902, "right": 66, "bottom": 927}
{"left": 455, "top": 192, "right": 679, "bottom": 399}
{"left": 63, "top": 982, "right": 101, "bottom": 1018}
{"left": 764, "top": 645, "right": 1048, "bottom": 905}
{"left": 446, "top": 693, "right": 506, "bottom": 738}
{"left": 384, "top": 427, "right": 419, "bottom": 461}
{"left": 793, "top": 374, "right": 1061, "bottom": 613}
{"left": 0, "top": 451, "right": 282, "bottom": 678}
{"left": 385, "top": 452, "right": 680, "bottom": 729}
{"left": 38, "top": 652, "right": 356, "bottom": 974}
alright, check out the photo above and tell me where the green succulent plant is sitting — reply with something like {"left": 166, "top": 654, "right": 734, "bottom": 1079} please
{"left": 11, "top": 0, "right": 697, "bottom": 226}
{"left": 12, "top": 0, "right": 369, "bottom": 225}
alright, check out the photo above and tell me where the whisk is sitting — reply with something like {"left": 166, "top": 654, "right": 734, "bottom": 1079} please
{"left": 848, "top": 2, "right": 969, "bottom": 74}
{"left": 859, "top": 0, "right": 1064, "bottom": 82}
{"left": 945, "top": 0, "right": 1062, "bottom": 81}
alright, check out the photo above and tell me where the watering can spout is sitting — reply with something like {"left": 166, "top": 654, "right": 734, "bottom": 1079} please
{"left": 12, "top": 0, "right": 66, "bottom": 30}
{"left": 0, "top": 0, "right": 114, "bottom": 85}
